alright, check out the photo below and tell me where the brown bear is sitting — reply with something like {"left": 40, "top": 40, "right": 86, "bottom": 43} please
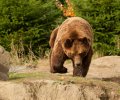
{"left": 49, "top": 17, "right": 93, "bottom": 77}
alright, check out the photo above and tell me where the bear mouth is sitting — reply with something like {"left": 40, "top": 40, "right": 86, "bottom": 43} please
{"left": 74, "top": 63, "right": 82, "bottom": 68}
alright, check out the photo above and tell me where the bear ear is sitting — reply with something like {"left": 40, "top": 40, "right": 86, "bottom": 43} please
{"left": 64, "top": 39, "right": 73, "bottom": 49}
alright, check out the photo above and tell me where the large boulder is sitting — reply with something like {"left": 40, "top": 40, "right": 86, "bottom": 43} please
{"left": 87, "top": 56, "right": 120, "bottom": 78}
{"left": 0, "top": 45, "right": 10, "bottom": 80}
{"left": 0, "top": 80, "right": 120, "bottom": 100}
{"left": 0, "top": 45, "right": 10, "bottom": 66}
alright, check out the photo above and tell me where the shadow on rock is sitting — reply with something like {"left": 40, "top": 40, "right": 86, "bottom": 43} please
{"left": 102, "top": 77, "right": 120, "bottom": 84}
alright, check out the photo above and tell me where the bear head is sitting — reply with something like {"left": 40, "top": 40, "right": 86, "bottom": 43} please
{"left": 61, "top": 30, "right": 91, "bottom": 69}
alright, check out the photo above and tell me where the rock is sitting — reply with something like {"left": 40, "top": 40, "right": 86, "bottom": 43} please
{"left": 0, "top": 80, "right": 120, "bottom": 100}
{"left": 0, "top": 72, "right": 9, "bottom": 81}
{"left": 91, "top": 56, "right": 120, "bottom": 68}
{"left": 87, "top": 56, "right": 120, "bottom": 78}
{"left": 0, "top": 63, "right": 9, "bottom": 81}
{"left": 0, "top": 45, "right": 11, "bottom": 67}
{"left": 0, "top": 45, "right": 10, "bottom": 80}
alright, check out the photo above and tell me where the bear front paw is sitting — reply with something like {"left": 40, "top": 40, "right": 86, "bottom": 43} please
{"left": 50, "top": 66, "right": 67, "bottom": 73}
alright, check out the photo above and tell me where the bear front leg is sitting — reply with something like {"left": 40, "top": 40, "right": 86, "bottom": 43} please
{"left": 50, "top": 44, "right": 68, "bottom": 73}
{"left": 72, "top": 48, "right": 93, "bottom": 77}
{"left": 82, "top": 48, "right": 93, "bottom": 77}
{"left": 73, "top": 67, "right": 83, "bottom": 77}
{"left": 72, "top": 58, "right": 84, "bottom": 77}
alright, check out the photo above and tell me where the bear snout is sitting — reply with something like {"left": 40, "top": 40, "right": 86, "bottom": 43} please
{"left": 74, "top": 62, "right": 82, "bottom": 69}
{"left": 74, "top": 55, "right": 82, "bottom": 68}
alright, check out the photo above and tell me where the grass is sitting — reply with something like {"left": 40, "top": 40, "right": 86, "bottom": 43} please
{"left": 9, "top": 72, "right": 86, "bottom": 82}
{"left": 9, "top": 72, "right": 50, "bottom": 80}
{"left": 9, "top": 72, "right": 120, "bottom": 90}
{"left": 10, "top": 39, "right": 38, "bottom": 66}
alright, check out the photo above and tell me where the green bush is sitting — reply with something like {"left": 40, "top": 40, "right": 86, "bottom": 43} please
{"left": 0, "top": 0, "right": 65, "bottom": 57}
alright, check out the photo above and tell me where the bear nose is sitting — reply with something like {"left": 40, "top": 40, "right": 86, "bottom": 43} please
{"left": 75, "top": 63, "right": 82, "bottom": 68}
{"left": 76, "top": 63, "right": 81, "bottom": 67}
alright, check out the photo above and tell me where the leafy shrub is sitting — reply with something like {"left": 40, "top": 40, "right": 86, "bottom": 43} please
{"left": 0, "top": 0, "right": 65, "bottom": 57}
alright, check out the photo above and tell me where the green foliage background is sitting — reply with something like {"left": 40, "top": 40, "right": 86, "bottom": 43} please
{"left": 0, "top": 0, "right": 120, "bottom": 57}
{"left": 0, "top": 0, "right": 65, "bottom": 57}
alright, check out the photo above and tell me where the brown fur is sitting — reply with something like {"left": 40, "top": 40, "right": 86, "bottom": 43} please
{"left": 49, "top": 17, "right": 93, "bottom": 77}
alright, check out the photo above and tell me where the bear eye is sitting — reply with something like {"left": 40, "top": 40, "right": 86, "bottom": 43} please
{"left": 80, "top": 52, "right": 87, "bottom": 57}
{"left": 64, "top": 39, "right": 74, "bottom": 48}
{"left": 82, "top": 37, "right": 88, "bottom": 44}
{"left": 79, "top": 37, "right": 89, "bottom": 45}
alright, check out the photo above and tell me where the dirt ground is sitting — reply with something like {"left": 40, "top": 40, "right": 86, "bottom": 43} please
{"left": 10, "top": 56, "right": 120, "bottom": 84}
